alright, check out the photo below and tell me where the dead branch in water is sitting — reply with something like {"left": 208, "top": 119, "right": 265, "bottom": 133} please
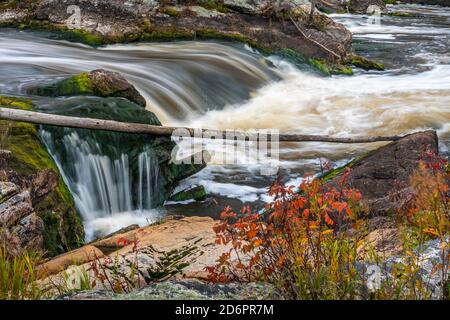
{"left": 0, "top": 107, "right": 402, "bottom": 143}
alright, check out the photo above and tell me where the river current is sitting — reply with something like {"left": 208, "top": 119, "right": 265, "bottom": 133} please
{"left": 0, "top": 4, "right": 449, "bottom": 239}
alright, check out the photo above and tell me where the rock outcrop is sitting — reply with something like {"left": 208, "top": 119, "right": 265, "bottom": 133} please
{"left": 38, "top": 216, "right": 226, "bottom": 282}
{"left": 0, "top": 96, "right": 84, "bottom": 257}
{"left": 36, "top": 69, "right": 146, "bottom": 107}
{"left": 0, "top": 0, "right": 354, "bottom": 68}
{"left": 324, "top": 131, "right": 439, "bottom": 217}
{"left": 0, "top": 179, "right": 44, "bottom": 256}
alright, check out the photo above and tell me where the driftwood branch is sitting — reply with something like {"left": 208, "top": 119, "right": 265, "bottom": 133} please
{"left": 289, "top": 15, "right": 342, "bottom": 60}
{"left": 0, "top": 107, "right": 402, "bottom": 143}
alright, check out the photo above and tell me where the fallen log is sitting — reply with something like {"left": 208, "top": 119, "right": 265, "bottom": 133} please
{"left": 0, "top": 107, "right": 402, "bottom": 143}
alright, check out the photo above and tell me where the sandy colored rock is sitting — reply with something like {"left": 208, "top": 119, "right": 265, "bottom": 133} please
{"left": 358, "top": 227, "right": 403, "bottom": 258}
{"left": 40, "top": 216, "right": 229, "bottom": 290}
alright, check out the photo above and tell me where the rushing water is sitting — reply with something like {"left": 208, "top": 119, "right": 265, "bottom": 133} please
{"left": 0, "top": 4, "right": 449, "bottom": 239}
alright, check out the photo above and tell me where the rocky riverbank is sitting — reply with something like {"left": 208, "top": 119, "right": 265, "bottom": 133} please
{"left": 0, "top": 0, "right": 369, "bottom": 73}
{"left": 31, "top": 130, "right": 447, "bottom": 299}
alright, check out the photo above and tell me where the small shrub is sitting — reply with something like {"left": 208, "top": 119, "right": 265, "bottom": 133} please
{"left": 206, "top": 169, "right": 366, "bottom": 299}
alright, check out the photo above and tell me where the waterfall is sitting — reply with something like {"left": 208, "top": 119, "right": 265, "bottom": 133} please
{"left": 41, "top": 129, "right": 162, "bottom": 239}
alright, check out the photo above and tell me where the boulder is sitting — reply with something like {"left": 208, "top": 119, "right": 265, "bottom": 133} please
{"left": 358, "top": 227, "right": 403, "bottom": 258}
{"left": 325, "top": 131, "right": 440, "bottom": 216}
{"left": 363, "top": 238, "right": 449, "bottom": 299}
{"left": 348, "top": 0, "right": 386, "bottom": 14}
{"left": 36, "top": 69, "right": 146, "bottom": 107}
{"left": 39, "top": 216, "right": 233, "bottom": 290}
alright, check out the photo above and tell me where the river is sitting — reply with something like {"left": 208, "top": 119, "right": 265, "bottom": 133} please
{"left": 0, "top": 4, "right": 449, "bottom": 239}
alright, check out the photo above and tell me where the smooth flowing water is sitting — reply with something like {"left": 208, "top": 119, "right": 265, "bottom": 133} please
{"left": 0, "top": 4, "right": 448, "bottom": 239}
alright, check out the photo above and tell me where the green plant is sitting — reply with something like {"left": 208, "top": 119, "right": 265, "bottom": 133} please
{"left": 0, "top": 245, "right": 44, "bottom": 300}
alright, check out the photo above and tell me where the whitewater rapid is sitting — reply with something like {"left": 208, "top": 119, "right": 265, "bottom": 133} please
{"left": 0, "top": 4, "right": 448, "bottom": 239}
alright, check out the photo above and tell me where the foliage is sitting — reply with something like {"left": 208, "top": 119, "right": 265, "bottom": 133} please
{"left": 0, "top": 245, "right": 43, "bottom": 300}
{"left": 207, "top": 152, "right": 450, "bottom": 300}
{"left": 381, "top": 152, "right": 449, "bottom": 300}
{"left": 206, "top": 168, "right": 366, "bottom": 299}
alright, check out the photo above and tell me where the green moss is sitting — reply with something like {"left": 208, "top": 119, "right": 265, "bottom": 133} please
{"left": 0, "top": 95, "right": 84, "bottom": 256}
{"left": 169, "top": 185, "right": 207, "bottom": 202}
{"left": 0, "top": 19, "right": 104, "bottom": 46}
{"left": 0, "top": 96, "right": 34, "bottom": 111}
{"left": 383, "top": 0, "right": 397, "bottom": 4}
{"left": 309, "top": 58, "right": 332, "bottom": 76}
{"left": 331, "top": 64, "right": 354, "bottom": 76}
{"left": 55, "top": 72, "right": 94, "bottom": 96}
{"left": 319, "top": 151, "right": 371, "bottom": 182}
{"left": 195, "top": 29, "right": 259, "bottom": 48}
{"left": 52, "top": 28, "right": 103, "bottom": 46}
{"left": 346, "top": 55, "right": 385, "bottom": 71}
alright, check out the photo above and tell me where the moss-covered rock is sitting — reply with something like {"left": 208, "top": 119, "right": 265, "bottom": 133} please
{"left": 277, "top": 48, "right": 353, "bottom": 76}
{"left": 345, "top": 54, "right": 385, "bottom": 71}
{"left": 169, "top": 186, "right": 208, "bottom": 202}
{"left": 0, "top": 96, "right": 84, "bottom": 256}
{"left": 35, "top": 69, "right": 146, "bottom": 107}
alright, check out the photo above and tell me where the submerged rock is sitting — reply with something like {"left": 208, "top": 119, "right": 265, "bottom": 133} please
{"left": 36, "top": 69, "right": 146, "bottom": 107}
{"left": 315, "top": 0, "right": 386, "bottom": 14}
{"left": 400, "top": 0, "right": 450, "bottom": 6}
{"left": 168, "top": 185, "right": 208, "bottom": 202}
{"left": 0, "top": 96, "right": 84, "bottom": 256}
